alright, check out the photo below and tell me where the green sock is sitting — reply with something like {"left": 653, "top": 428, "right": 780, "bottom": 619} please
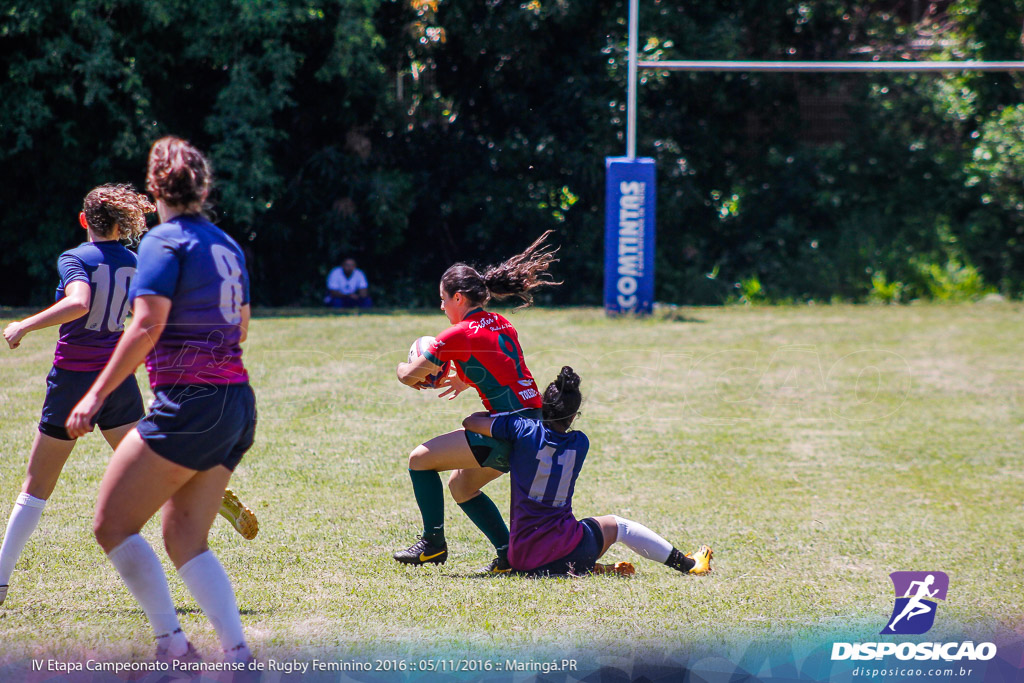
{"left": 457, "top": 493, "right": 510, "bottom": 552}
{"left": 409, "top": 470, "right": 445, "bottom": 544}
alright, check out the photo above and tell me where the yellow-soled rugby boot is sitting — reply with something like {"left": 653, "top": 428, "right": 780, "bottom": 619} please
{"left": 219, "top": 489, "right": 259, "bottom": 540}
{"left": 685, "top": 545, "right": 713, "bottom": 575}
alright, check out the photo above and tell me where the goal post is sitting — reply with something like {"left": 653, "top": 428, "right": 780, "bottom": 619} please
{"left": 604, "top": 0, "right": 1024, "bottom": 315}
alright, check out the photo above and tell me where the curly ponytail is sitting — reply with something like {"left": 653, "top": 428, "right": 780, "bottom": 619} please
{"left": 440, "top": 230, "right": 562, "bottom": 309}
{"left": 542, "top": 366, "right": 582, "bottom": 430}
{"left": 82, "top": 183, "right": 155, "bottom": 242}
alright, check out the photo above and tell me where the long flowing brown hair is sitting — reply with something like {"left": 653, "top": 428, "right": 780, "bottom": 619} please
{"left": 440, "top": 230, "right": 561, "bottom": 309}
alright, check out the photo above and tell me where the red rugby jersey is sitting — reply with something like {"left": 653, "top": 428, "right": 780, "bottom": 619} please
{"left": 424, "top": 308, "right": 542, "bottom": 414}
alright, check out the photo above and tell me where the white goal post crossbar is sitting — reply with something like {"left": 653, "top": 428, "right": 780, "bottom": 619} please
{"left": 637, "top": 60, "right": 1024, "bottom": 73}
{"left": 624, "top": 0, "right": 1024, "bottom": 159}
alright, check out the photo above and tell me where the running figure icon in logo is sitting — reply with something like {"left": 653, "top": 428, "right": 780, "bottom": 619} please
{"left": 881, "top": 571, "right": 949, "bottom": 635}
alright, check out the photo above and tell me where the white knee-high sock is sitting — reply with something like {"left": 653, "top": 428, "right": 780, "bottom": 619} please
{"left": 178, "top": 550, "right": 248, "bottom": 656}
{"left": 612, "top": 515, "right": 674, "bottom": 563}
{"left": 0, "top": 493, "right": 47, "bottom": 585}
{"left": 107, "top": 535, "right": 188, "bottom": 655}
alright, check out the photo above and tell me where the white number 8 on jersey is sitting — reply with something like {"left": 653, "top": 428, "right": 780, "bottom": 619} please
{"left": 211, "top": 244, "right": 244, "bottom": 325}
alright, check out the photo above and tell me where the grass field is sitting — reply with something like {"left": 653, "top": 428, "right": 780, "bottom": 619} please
{"left": 0, "top": 303, "right": 1022, "bottom": 666}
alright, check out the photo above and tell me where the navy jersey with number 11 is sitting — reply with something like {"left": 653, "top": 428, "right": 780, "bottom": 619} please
{"left": 490, "top": 414, "right": 590, "bottom": 571}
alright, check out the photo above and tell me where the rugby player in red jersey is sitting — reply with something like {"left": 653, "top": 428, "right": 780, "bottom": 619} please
{"left": 394, "top": 231, "right": 559, "bottom": 572}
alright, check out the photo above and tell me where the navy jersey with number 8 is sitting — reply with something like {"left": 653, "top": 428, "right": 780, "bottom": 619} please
{"left": 129, "top": 214, "right": 250, "bottom": 388}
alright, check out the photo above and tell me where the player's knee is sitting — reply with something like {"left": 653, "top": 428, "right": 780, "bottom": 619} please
{"left": 447, "top": 471, "right": 477, "bottom": 503}
{"left": 162, "top": 519, "right": 207, "bottom": 568}
{"left": 93, "top": 514, "right": 127, "bottom": 554}
{"left": 408, "top": 444, "right": 431, "bottom": 470}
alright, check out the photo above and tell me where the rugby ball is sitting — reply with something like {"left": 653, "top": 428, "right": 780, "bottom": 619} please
{"left": 408, "top": 336, "right": 451, "bottom": 388}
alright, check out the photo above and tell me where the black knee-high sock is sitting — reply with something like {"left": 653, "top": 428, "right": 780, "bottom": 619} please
{"left": 409, "top": 470, "right": 445, "bottom": 544}
{"left": 457, "top": 493, "right": 509, "bottom": 553}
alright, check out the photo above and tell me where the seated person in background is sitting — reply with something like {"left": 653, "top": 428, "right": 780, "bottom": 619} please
{"left": 325, "top": 257, "right": 372, "bottom": 308}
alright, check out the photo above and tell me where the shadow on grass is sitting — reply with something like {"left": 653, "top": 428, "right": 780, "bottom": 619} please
{"left": 657, "top": 313, "right": 705, "bottom": 324}
{"left": 444, "top": 571, "right": 627, "bottom": 581}
{"left": 251, "top": 307, "right": 438, "bottom": 319}
{"left": 652, "top": 308, "right": 706, "bottom": 324}
{"left": 3, "top": 606, "right": 269, "bottom": 618}
{"left": 179, "top": 607, "right": 266, "bottom": 616}
{"left": 251, "top": 305, "right": 707, "bottom": 323}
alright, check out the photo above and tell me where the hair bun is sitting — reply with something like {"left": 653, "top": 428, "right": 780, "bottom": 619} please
{"left": 556, "top": 366, "right": 581, "bottom": 392}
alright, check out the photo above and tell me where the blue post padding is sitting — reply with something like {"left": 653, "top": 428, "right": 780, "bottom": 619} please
{"left": 604, "top": 157, "right": 656, "bottom": 315}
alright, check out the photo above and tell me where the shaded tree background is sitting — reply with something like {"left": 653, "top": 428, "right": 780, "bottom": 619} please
{"left": 2, "top": 0, "right": 1023, "bottom": 307}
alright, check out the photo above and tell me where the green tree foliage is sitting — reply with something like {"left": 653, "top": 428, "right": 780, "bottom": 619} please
{"left": 2, "top": 0, "right": 1023, "bottom": 306}
{"left": 1, "top": 0, "right": 391, "bottom": 304}
{"left": 966, "top": 104, "right": 1024, "bottom": 292}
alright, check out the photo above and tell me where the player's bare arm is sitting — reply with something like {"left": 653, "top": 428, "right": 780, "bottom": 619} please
{"left": 65, "top": 295, "right": 170, "bottom": 438}
{"left": 397, "top": 353, "right": 442, "bottom": 387}
{"left": 239, "top": 303, "right": 251, "bottom": 343}
{"left": 461, "top": 413, "right": 494, "bottom": 436}
{"left": 3, "top": 281, "right": 92, "bottom": 349}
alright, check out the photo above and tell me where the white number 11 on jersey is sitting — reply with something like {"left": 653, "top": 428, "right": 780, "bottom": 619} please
{"left": 527, "top": 446, "right": 577, "bottom": 508}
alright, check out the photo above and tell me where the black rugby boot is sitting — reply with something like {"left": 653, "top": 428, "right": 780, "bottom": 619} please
{"left": 393, "top": 536, "right": 449, "bottom": 565}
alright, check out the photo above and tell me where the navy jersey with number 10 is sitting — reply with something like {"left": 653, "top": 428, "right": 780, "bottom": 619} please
{"left": 53, "top": 241, "right": 138, "bottom": 372}
{"left": 490, "top": 414, "right": 590, "bottom": 571}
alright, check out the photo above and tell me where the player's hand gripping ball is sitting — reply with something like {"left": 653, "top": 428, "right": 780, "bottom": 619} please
{"left": 408, "top": 336, "right": 452, "bottom": 389}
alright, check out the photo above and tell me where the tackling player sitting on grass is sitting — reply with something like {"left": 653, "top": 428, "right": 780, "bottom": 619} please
{"left": 394, "top": 231, "right": 560, "bottom": 573}
{"left": 463, "top": 366, "right": 713, "bottom": 577}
